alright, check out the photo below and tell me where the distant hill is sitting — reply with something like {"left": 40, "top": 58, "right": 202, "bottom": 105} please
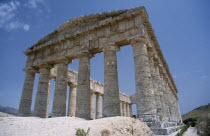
{"left": 0, "top": 106, "right": 18, "bottom": 117}
{"left": 182, "top": 103, "right": 210, "bottom": 121}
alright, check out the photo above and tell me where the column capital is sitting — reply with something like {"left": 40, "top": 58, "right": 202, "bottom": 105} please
{"left": 54, "top": 57, "right": 72, "bottom": 64}
{"left": 79, "top": 51, "right": 95, "bottom": 58}
{"left": 39, "top": 63, "right": 53, "bottom": 69}
{"left": 102, "top": 43, "right": 120, "bottom": 52}
{"left": 68, "top": 83, "right": 77, "bottom": 88}
{"left": 130, "top": 37, "right": 148, "bottom": 46}
{"left": 96, "top": 92, "right": 103, "bottom": 96}
{"left": 23, "top": 67, "right": 38, "bottom": 73}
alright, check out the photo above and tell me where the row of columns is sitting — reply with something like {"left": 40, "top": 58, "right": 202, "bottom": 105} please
{"left": 120, "top": 101, "right": 132, "bottom": 117}
{"left": 19, "top": 57, "right": 103, "bottom": 119}
{"left": 130, "top": 37, "right": 182, "bottom": 123}
{"left": 19, "top": 37, "right": 181, "bottom": 123}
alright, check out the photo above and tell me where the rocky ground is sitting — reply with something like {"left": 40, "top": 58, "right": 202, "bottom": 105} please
{"left": 0, "top": 116, "right": 155, "bottom": 136}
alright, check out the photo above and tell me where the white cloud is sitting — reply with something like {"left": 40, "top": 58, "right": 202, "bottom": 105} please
{"left": 23, "top": 24, "right": 30, "bottom": 31}
{"left": 0, "top": 1, "right": 20, "bottom": 27}
{"left": 5, "top": 21, "right": 30, "bottom": 31}
{"left": 25, "top": 0, "right": 45, "bottom": 8}
{"left": 0, "top": 0, "right": 46, "bottom": 31}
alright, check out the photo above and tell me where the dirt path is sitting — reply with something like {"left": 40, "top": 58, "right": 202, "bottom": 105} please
{"left": 183, "top": 127, "right": 198, "bottom": 136}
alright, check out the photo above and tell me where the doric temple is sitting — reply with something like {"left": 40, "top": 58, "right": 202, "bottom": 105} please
{"left": 19, "top": 6, "right": 182, "bottom": 135}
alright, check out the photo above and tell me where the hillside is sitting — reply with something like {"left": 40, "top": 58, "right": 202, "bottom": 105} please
{"left": 0, "top": 106, "right": 18, "bottom": 116}
{"left": 182, "top": 103, "right": 210, "bottom": 121}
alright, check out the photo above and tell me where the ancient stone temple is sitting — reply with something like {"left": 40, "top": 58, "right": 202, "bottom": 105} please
{"left": 19, "top": 6, "right": 182, "bottom": 135}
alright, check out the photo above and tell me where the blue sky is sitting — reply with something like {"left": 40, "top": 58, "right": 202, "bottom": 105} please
{"left": 0, "top": 0, "right": 210, "bottom": 115}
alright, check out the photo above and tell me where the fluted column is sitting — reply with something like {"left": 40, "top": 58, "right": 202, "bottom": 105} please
{"left": 161, "top": 74, "right": 171, "bottom": 121}
{"left": 103, "top": 44, "right": 121, "bottom": 117}
{"left": 76, "top": 53, "right": 92, "bottom": 119}
{"left": 52, "top": 60, "right": 69, "bottom": 116}
{"left": 131, "top": 38, "right": 157, "bottom": 121}
{"left": 126, "top": 103, "right": 130, "bottom": 117}
{"left": 148, "top": 51, "right": 162, "bottom": 121}
{"left": 90, "top": 92, "right": 95, "bottom": 120}
{"left": 68, "top": 84, "right": 77, "bottom": 116}
{"left": 129, "top": 104, "right": 132, "bottom": 117}
{"left": 123, "top": 102, "right": 127, "bottom": 116}
{"left": 96, "top": 93, "right": 102, "bottom": 119}
{"left": 120, "top": 101, "right": 123, "bottom": 116}
{"left": 46, "top": 81, "right": 51, "bottom": 115}
{"left": 34, "top": 66, "right": 51, "bottom": 118}
{"left": 19, "top": 68, "right": 36, "bottom": 116}
{"left": 153, "top": 60, "right": 164, "bottom": 121}
{"left": 176, "top": 101, "right": 183, "bottom": 123}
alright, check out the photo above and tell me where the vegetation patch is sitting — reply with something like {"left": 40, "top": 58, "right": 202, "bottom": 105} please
{"left": 175, "top": 125, "right": 189, "bottom": 136}
{"left": 75, "top": 128, "right": 90, "bottom": 136}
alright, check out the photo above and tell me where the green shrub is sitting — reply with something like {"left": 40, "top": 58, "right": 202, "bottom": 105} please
{"left": 176, "top": 125, "right": 189, "bottom": 136}
{"left": 75, "top": 128, "right": 90, "bottom": 136}
{"left": 183, "top": 118, "right": 197, "bottom": 126}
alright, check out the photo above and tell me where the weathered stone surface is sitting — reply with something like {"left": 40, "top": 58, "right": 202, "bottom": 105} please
{"left": 126, "top": 103, "right": 130, "bottom": 117}
{"left": 90, "top": 92, "right": 95, "bottom": 120}
{"left": 129, "top": 104, "right": 132, "bottom": 117}
{"left": 148, "top": 51, "right": 161, "bottom": 121}
{"left": 19, "top": 69, "right": 36, "bottom": 116}
{"left": 131, "top": 38, "right": 157, "bottom": 121}
{"left": 123, "top": 102, "right": 127, "bottom": 116}
{"left": 120, "top": 101, "right": 123, "bottom": 116}
{"left": 103, "top": 45, "right": 121, "bottom": 117}
{"left": 34, "top": 67, "right": 51, "bottom": 118}
{"left": 52, "top": 61, "right": 68, "bottom": 116}
{"left": 96, "top": 93, "right": 102, "bottom": 119}
{"left": 76, "top": 54, "right": 91, "bottom": 119}
{"left": 68, "top": 84, "right": 76, "bottom": 117}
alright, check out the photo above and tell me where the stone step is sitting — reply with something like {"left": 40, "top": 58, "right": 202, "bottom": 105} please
{"left": 147, "top": 122, "right": 178, "bottom": 129}
{"left": 151, "top": 125, "right": 182, "bottom": 135}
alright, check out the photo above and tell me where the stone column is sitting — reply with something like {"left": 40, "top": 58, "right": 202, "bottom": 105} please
{"left": 153, "top": 58, "right": 164, "bottom": 121}
{"left": 120, "top": 101, "right": 123, "bottom": 116}
{"left": 103, "top": 44, "right": 121, "bottom": 117}
{"left": 46, "top": 81, "right": 51, "bottom": 115}
{"left": 126, "top": 103, "right": 130, "bottom": 117}
{"left": 148, "top": 51, "right": 162, "bottom": 121}
{"left": 90, "top": 92, "right": 95, "bottom": 120}
{"left": 131, "top": 38, "right": 157, "bottom": 121}
{"left": 52, "top": 60, "right": 69, "bottom": 116}
{"left": 76, "top": 53, "right": 92, "bottom": 119}
{"left": 176, "top": 101, "right": 183, "bottom": 123}
{"left": 96, "top": 93, "right": 102, "bottom": 119}
{"left": 34, "top": 66, "right": 51, "bottom": 118}
{"left": 68, "top": 84, "right": 77, "bottom": 117}
{"left": 161, "top": 74, "right": 171, "bottom": 121}
{"left": 171, "top": 93, "right": 177, "bottom": 122}
{"left": 123, "top": 102, "right": 127, "bottom": 116}
{"left": 129, "top": 104, "right": 132, "bottom": 117}
{"left": 19, "top": 68, "right": 36, "bottom": 116}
